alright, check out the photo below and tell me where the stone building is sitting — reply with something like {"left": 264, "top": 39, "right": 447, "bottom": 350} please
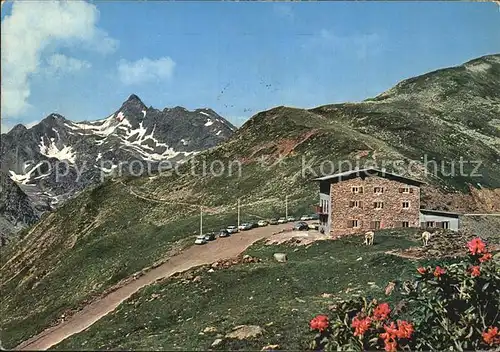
{"left": 314, "top": 168, "right": 460, "bottom": 236}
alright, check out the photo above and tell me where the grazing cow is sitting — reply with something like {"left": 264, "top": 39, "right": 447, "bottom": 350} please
{"left": 364, "top": 231, "right": 374, "bottom": 246}
{"left": 421, "top": 231, "right": 432, "bottom": 246}
{"left": 385, "top": 281, "right": 396, "bottom": 296}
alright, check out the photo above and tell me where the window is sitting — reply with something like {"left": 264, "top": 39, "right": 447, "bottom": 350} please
{"left": 402, "top": 221, "right": 410, "bottom": 228}
{"left": 374, "top": 187, "right": 384, "bottom": 194}
{"left": 399, "top": 187, "right": 414, "bottom": 194}
{"left": 370, "top": 221, "right": 381, "bottom": 229}
{"left": 349, "top": 200, "right": 363, "bottom": 208}
{"left": 348, "top": 220, "right": 361, "bottom": 228}
{"left": 373, "top": 201, "right": 384, "bottom": 209}
{"left": 439, "top": 221, "right": 450, "bottom": 229}
{"left": 402, "top": 201, "right": 410, "bottom": 209}
{"left": 426, "top": 221, "right": 435, "bottom": 228}
{"left": 352, "top": 186, "right": 364, "bottom": 194}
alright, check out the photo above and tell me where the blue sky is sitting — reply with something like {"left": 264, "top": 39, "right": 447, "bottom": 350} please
{"left": 1, "top": 1, "right": 499, "bottom": 131}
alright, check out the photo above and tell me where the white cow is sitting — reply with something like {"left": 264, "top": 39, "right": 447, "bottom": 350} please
{"left": 364, "top": 231, "right": 374, "bottom": 246}
{"left": 421, "top": 231, "right": 432, "bottom": 246}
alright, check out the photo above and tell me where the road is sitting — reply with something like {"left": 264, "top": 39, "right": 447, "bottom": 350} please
{"left": 15, "top": 223, "right": 294, "bottom": 350}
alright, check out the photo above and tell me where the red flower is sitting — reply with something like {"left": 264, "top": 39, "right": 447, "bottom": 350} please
{"left": 480, "top": 252, "right": 492, "bottom": 263}
{"left": 482, "top": 327, "right": 499, "bottom": 345}
{"left": 373, "top": 303, "right": 391, "bottom": 321}
{"left": 467, "top": 237, "right": 487, "bottom": 255}
{"left": 470, "top": 265, "right": 481, "bottom": 277}
{"left": 417, "top": 267, "right": 427, "bottom": 275}
{"left": 310, "top": 315, "right": 329, "bottom": 332}
{"left": 396, "top": 320, "right": 414, "bottom": 339}
{"left": 434, "top": 266, "right": 446, "bottom": 278}
{"left": 380, "top": 322, "right": 399, "bottom": 340}
{"left": 352, "top": 315, "right": 371, "bottom": 337}
{"left": 384, "top": 338, "right": 398, "bottom": 352}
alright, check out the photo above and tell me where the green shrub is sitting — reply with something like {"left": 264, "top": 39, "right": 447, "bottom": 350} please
{"left": 308, "top": 237, "right": 499, "bottom": 351}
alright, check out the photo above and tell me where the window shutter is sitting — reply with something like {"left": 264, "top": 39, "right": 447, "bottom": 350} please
{"left": 359, "top": 187, "right": 364, "bottom": 194}
{"left": 349, "top": 201, "right": 354, "bottom": 208}
{"left": 359, "top": 201, "right": 363, "bottom": 208}
{"left": 347, "top": 220, "right": 353, "bottom": 228}
{"left": 358, "top": 220, "right": 362, "bottom": 227}
{"left": 373, "top": 202, "right": 377, "bottom": 209}
{"left": 399, "top": 188, "right": 404, "bottom": 193}
{"left": 410, "top": 188, "right": 414, "bottom": 193}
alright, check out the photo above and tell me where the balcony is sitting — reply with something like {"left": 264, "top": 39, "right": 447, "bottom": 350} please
{"left": 314, "top": 205, "right": 329, "bottom": 216}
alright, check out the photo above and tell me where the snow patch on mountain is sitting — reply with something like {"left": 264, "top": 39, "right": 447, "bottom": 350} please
{"left": 39, "top": 137, "right": 76, "bottom": 163}
{"left": 9, "top": 162, "right": 47, "bottom": 184}
{"left": 204, "top": 119, "right": 214, "bottom": 127}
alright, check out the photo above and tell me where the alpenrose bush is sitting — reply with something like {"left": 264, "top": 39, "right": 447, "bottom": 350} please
{"left": 309, "top": 237, "right": 499, "bottom": 351}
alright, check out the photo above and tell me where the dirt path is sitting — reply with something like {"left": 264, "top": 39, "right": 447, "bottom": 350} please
{"left": 15, "top": 223, "right": 294, "bottom": 351}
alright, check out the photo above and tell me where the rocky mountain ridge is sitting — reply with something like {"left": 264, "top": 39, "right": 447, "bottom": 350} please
{"left": 0, "top": 95, "right": 236, "bottom": 235}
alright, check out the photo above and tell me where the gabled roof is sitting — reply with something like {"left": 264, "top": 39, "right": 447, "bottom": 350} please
{"left": 312, "top": 168, "right": 426, "bottom": 186}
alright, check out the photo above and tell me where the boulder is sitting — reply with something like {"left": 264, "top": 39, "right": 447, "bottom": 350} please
{"left": 211, "top": 338, "right": 223, "bottom": 347}
{"left": 225, "top": 325, "right": 264, "bottom": 340}
{"left": 204, "top": 326, "right": 218, "bottom": 334}
{"left": 273, "top": 253, "right": 287, "bottom": 263}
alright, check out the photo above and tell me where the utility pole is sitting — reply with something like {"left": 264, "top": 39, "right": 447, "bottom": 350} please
{"left": 285, "top": 195, "right": 288, "bottom": 218}
{"left": 237, "top": 198, "right": 241, "bottom": 228}
{"left": 200, "top": 206, "right": 203, "bottom": 236}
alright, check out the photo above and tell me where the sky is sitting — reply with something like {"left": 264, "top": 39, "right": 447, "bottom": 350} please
{"left": 1, "top": 1, "right": 499, "bottom": 132}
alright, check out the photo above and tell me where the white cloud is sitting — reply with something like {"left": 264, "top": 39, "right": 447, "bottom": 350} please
{"left": 1, "top": 122, "right": 11, "bottom": 134}
{"left": 46, "top": 54, "right": 92, "bottom": 75}
{"left": 117, "top": 57, "right": 176, "bottom": 85}
{"left": 1, "top": 0, "right": 118, "bottom": 118}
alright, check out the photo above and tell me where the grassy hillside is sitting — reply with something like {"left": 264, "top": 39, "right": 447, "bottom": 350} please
{"left": 2, "top": 54, "right": 500, "bottom": 349}
{"left": 53, "top": 230, "right": 475, "bottom": 350}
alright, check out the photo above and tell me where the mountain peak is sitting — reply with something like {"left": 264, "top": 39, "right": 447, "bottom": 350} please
{"left": 123, "top": 94, "right": 146, "bottom": 106}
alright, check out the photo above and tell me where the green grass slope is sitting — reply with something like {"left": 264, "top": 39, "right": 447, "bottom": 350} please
{"left": 53, "top": 230, "right": 465, "bottom": 350}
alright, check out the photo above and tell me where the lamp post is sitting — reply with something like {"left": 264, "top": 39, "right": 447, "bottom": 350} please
{"left": 237, "top": 198, "right": 241, "bottom": 228}
{"left": 285, "top": 195, "right": 288, "bottom": 219}
{"left": 200, "top": 206, "right": 203, "bottom": 236}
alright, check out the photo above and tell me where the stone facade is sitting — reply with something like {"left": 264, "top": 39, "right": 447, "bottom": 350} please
{"left": 329, "top": 175, "right": 421, "bottom": 237}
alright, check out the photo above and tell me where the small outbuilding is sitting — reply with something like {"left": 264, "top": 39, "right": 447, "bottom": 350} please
{"left": 419, "top": 209, "right": 461, "bottom": 231}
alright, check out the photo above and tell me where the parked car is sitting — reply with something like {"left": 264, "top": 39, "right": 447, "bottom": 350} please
{"left": 227, "top": 225, "right": 238, "bottom": 234}
{"left": 310, "top": 214, "right": 319, "bottom": 220}
{"left": 278, "top": 217, "right": 288, "bottom": 224}
{"left": 287, "top": 216, "right": 296, "bottom": 222}
{"left": 250, "top": 222, "right": 259, "bottom": 229}
{"left": 294, "top": 221, "right": 309, "bottom": 231}
{"left": 269, "top": 218, "right": 279, "bottom": 225}
{"left": 309, "top": 222, "right": 320, "bottom": 230}
{"left": 257, "top": 220, "right": 269, "bottom": 227}
{"left": 219, "top": 229, "right": 230, "bottom": 237}
{"left": 204, "top": 232, "right": 216, "bottom": 241}
{"left": 195, "top": 235, "right": 207, "bottom": 245}
{"left": 239, "top": 223, "right": 253, "bottom": 231}
{"left": 300, "top": 215, "right": 312, "bottom": 221}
